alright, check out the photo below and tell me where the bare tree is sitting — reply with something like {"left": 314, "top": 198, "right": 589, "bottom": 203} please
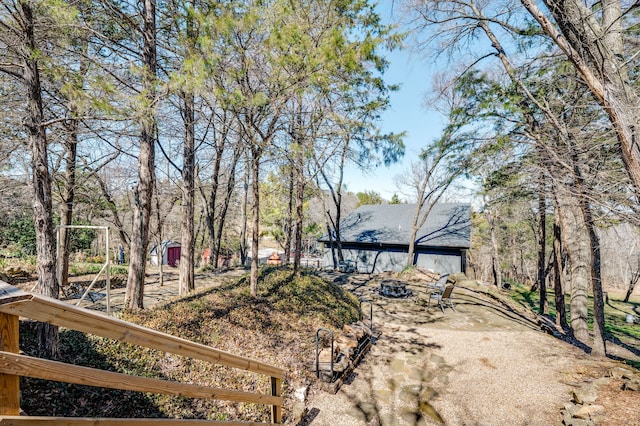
{"left": 318, "top": 141, "right": 350, "bottom": 267}
{"left": 624, "top": 258, "right": 640, "bottom": 303}
{"left": 200, "top": 105, "right": 242, "bottom": 270}
{"left": 406, "top": 0, "right": 610, "bottom": 355}
{"left": 535, "top": 172, "right": 548, "bottom": 314}
{"left": 93, "top": 170, "right": 131, "bottom": 251}
{"left": 23, "top": 0, "right": 59, "bottom": 355}
{"left": 519, "top": 0, "right": 640, "bottom": 199}
{"left": 0, "top": 0, "right": 74, "bottom": 356}
{"left": 56, "top": 115, "right": 79, "bottom": 291}
{"left": 551, "top": 206, "right": 569, "bottom": 330}
{"left": 397, "top": 150, "right": 459, "bottom": 266}
{"left": 488, "top": 208, "right": 503, "bottom": 289}
{"left": 179, "top": 90, "right": 196, "bottom": 293}
{"left": 125, "top": 0, "right": 157, "bottom": 310}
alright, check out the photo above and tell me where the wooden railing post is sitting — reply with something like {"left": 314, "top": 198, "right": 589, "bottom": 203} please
{"left": 0, "top": 312, "right": 19, "bottom": 415}
{"left": 271, "top": 376, "right": 282, "bottom": 424}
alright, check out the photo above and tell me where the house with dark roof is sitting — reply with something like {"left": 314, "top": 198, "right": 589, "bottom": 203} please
{"left": 318, "top": 203, "right": 471, "bottom": 274}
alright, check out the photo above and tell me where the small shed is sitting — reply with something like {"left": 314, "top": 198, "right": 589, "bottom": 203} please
{"left": 319, "top": 203, "right": 471, "bottom": 274}
{"left": 150, "top": 240, "right": 181, "bottom": 267}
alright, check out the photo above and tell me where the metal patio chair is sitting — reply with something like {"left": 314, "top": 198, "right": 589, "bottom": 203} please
{"left": 428, "top": 283, "right": 456, "bottom": 313}
{"left": 430, "top": 274, "right": 449, "bottom": 292}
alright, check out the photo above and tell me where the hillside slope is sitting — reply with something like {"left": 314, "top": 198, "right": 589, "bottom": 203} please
{"left": 19, "top": 267, "right": 360, "bottom": 422}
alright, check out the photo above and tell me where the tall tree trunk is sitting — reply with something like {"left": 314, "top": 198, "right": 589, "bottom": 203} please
{"left": 250, "top": 147, "right": 261, "bottom": 296}
{"left": 325, "top": 215, "right": 337, "bottom": 268}
{"left": 566, "top": 131, "right": 607, "bottom": 355}
{"left": 564, "top": 189, "right": 606, "bottom": 355}
{"left": 333, "top": 190, "right": 344, "bottom": 264}
{"left": 179, "top": 92, "right": 195, "bottom": 294}
{"left": 319, "top": 140, "right": 348, "bottom": 265}
{"left": 239, "top": 155, "right": 249, "bottom": 266}
{"left": 284, "top": 165, "right": 294, "bottom": 264}
{"left": 207, "top": 146, "right": 222, "bottom": 268}
{"left": 537, "top": 175, "right": 548, "bottom": 314}
{"left": 196, "top": 206, "right": 206, "bottom": 255}
{"left": 57, "top": 119, "right": 78, "bottom": 291}
{"left": 583, "top": 201, "right": 606, "bottom": 356}
{"left": 488, "top": 210, "right": 502, "bottom": 289}
{"left": 125, "top": 0, "right": 157, "bottom": 310}
{"left": 293, "top": 154, "right": 304, "bottom": 276}
{"left": 21, "top": 0, "right": 59, "bottom": 357}
{"left": 557, "top": 191, "right": 590, "bottom": 344}
{"left": 213, "top": 142, "right": 242, "bottom": 269}
{"left": 155, "top": 189, "right": 163, "bottom": 287}
{"left": 407, "top": 211, "right": 421, "bottom": 267}
{"left": 552, "top": 207, "right": 569, "bottom": 331}
{"left": 292, "top": 101, "right": 305, "bottom": 275}
{"left": 207, "top": 115, "right": 233, "bottom": 269}
{"left": 57, "top": 46, "right": 87, "bottom": 291}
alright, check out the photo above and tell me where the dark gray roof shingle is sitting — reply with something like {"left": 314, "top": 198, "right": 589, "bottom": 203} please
{"left": 322, "top": 203, "right": 471, "bottom": 248}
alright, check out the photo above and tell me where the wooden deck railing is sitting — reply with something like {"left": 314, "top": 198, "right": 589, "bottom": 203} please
{"left": 0, "top": 282, "right": 285, "bottom": 425}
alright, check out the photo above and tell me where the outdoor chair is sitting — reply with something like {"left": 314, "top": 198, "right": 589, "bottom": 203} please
{"left": 423, "top": 274, "right": 449, "bottom": 299}
{"left": 428, "top": 283, "right": 456, "bottom": 313}
{"left": 431, "top": 274, "right": 449, "bottom": 291}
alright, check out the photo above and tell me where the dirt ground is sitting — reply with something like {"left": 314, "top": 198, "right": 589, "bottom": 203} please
{"left": 11, "top": 267, "right": 640, "bottom": 425}
{"left": 14, "top": 266, "right": 245, "bottom": 312}
{"left": 302, "top": 273, "right": 640, "bottom": 426}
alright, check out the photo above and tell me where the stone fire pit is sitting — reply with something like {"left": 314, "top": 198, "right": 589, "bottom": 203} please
{"left": 379, "top": 279, "right": 412, "bottom": 298}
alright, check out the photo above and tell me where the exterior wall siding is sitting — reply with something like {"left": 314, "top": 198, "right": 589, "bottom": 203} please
{"left": 323, "top": 244, "right": 465, "bottom": 274}
{"left": 415, "top": 252, "right": 462, "bottom": 274}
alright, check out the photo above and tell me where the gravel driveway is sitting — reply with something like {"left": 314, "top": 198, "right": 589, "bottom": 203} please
{"left": 302, "top": 276, "right": 630, "bottom": 426}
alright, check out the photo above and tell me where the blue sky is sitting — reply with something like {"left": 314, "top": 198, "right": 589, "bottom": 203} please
{"left": 342, "top": 4, "right": 446, "bottom": 201}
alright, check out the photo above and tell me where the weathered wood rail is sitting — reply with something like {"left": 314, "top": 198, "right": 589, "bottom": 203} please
{"left": 0, "top": 281, "right": 285, "bottom": 424}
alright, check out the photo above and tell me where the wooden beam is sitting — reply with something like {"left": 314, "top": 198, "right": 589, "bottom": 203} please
{"left": 0, "top": 313, "right": 19, "bottom": 416}
{"left": 270, "top": 377, "right": 282, "bottom": 424}
{"left": 0, "top": 282, "right": 285, "bottom": 379}
{"left": 0, "top": 351, "right": 281, "bottom": 406}
{"left": 0, "top": 417, "right": 268, "bottom": 425}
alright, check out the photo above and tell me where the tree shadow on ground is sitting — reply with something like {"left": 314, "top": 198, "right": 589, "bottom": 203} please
{"left": 465, "top": 285, "right": 640, "bottom": 367}
{"left": 305, "top": 275, "right": 623, "bottom": 425}
{"left": 606, "top": 298, "right": 639, "bottom": 315}
{"left": 332, "top": 336, "right": 447, "bottom": 426}
{"left": 299, "top": 274, "right": 455, "bottom": 425}
{"left": 448, "top": 285, "right": 542, "bottom": 330}
{"left": 607, "top": 335, "right": 640, "bottom": 359}
{"left": 458, "top": 286, "right": 610, "bottom": 357}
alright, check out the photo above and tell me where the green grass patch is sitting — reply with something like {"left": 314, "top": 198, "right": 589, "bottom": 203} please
{"left": 504, "top": 281, "right": 640, "bottom": 349}
{"left": 68, "top": 262, "right": 128, "bottom": 277}
{"left": 19, "top": 266, "right": 360, "bottom": 421}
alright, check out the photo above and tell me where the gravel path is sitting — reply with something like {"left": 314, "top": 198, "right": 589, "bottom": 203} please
{"left": 31, "top": 267, "right": 638, "bottom": 424}
{"left": 302, "top": 277, "right": 627, "bottom": 426}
